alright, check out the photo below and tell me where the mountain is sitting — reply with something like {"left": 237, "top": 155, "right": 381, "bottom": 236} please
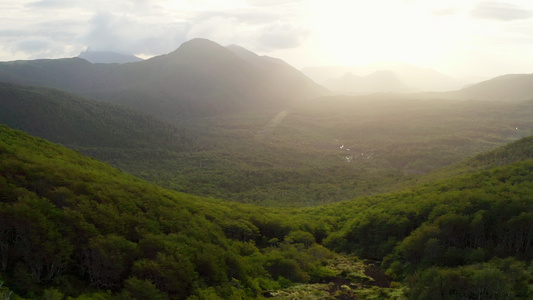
{"left": 0, "top": 38, "right": 328, "bottom": 121}
{"left": 302, "top": 62, "right": 465, "bottom": 92}
{"left": 225, "top": 44, "right": 327, "bottom": 100}
{"left": 226, "top": 44, "right": 288, "bottom": 67}
{"left": 416, "top": 73, "right": 533, "bottom": 102}
{"left": 323, "top": 70, "right": 417, "bottom": 95}
{"left": 77, "top": 50, "right": 144, "bottom": 64}
{"left": 440, "top": 73, "right": 533, "bottom": 102}
{"left": 0, "top": 82, "right": 201, "bottom": 184}
{"left": 0, "top": 82, "right": 190, "bottom": 149}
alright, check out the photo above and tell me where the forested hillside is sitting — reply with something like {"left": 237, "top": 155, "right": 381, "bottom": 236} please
{"left": 1, "top": 83, "right": 532, "bottom": 207}
{"left": 0, "top": 125, "right": 531, "bottom": 299}
{"left": 0, "top": 82, "right": 192, "bottom": 149}
{"left": 0, "top": 125, "right": 338, "bottom": 299}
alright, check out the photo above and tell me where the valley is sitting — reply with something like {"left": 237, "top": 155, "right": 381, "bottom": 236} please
{"left": 0, "top": 38, "right": 532, "bottom": 299}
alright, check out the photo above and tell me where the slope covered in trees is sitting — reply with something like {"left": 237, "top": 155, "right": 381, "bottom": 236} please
{"left": 1, "top": 83, "right": 532, "bottom": 207}
{"left": 0, "top": 125, "right": 342, "bottom": 299}
{"left": 311, "top": 135, "right": 533, "bottom": 299}
{"left": 0, "top": 125, "right": 532, "bottom": 299}
{"left": 0, "top": 82, "right": 192, "bottom": 149}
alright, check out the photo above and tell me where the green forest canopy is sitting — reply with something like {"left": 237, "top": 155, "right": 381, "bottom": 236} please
{"left": 0, "top": 125, "right": 532, "bottom": 299}
{"left": 1, "top": 82, "right": 532, "bottom": 207}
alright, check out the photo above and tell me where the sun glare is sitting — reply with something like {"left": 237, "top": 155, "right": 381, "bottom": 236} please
{"left": 308, "top": 1, "right": 463, "bottom": 68}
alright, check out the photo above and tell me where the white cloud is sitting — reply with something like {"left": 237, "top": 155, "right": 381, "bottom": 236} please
{"left": 77, "top": 11, "right": 190, "bottom": 54}
{"left": 256, "top": 23, "right": 310, "bottom": 50}
{"left": 470, "top": 1, "right": 533, "bottom": 21}
{"left": 431, "top": 7, "right": 459, "bottom": 17}
{"left": 247, "top": 0, "right": 304, "bottom": 7}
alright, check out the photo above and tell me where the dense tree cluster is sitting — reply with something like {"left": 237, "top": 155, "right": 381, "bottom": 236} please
{"left": 1, "top": 125, "right": 532, "bottom": 299}
{"left": 0, "top": 126, "right": 342, "bottom": 299}
{"left": 1, "top": 83, "right": 532, "bottom": 208}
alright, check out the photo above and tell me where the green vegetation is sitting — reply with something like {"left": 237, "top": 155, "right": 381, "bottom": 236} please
{"left": 2, "top": 83, "right": 532, "bottom": 207}
{"left": 0, "top": 125, "right": 364, "bottom": 299}
{"left": 141, "top": 96, "right": 533, "bottom": 206}
{"left": 1, "top": 122, "right": 532, "bottom": 298}
{"left": 0, "top": 82, "right": 193, "bottom": 150}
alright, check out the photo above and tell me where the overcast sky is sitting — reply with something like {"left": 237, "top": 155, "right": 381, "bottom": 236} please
{"left": 1, "top": 0, "right": 533, "bottom": 78}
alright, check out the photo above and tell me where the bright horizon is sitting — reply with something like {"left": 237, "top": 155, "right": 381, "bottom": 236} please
{"left": 1, "top": 0, "right": 533, "bottom": 79}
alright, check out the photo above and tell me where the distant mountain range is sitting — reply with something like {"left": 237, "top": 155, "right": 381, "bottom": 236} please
{"left": 77, "top": 50, "right": 144, "bottom": 64}
{"left": 302, "top": 62, "right": 466, "bottom": 92}
{"left": 422, "top": 73, "right": 533, "bottom": 102}
{"left": 303, "top": 63, "right": 533, "bottom": 102}
{"left": 323, "top": 70, "right": 418, "bottom": 95}
{"left": 0, "top": 38, "right": 328, "bottom": 122}
{"left": 1, "top": 38, "right": 533, "bottom": 121}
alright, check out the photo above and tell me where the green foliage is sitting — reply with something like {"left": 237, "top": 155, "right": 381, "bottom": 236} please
{"left": 0, "top": 126, "right": 268, "bottom": 298}
{"left": 2, "top": 82, "right": 532, "bottom": 207}
{"left": 123, "top": 277, "right": 168, "bottom": 300}
{"left": 284, "top": 231, "right": 315, "bottom": 249}
{"left": 0, "top": 122, "right": 532, "bottom": 298}
{"left": 406, "top": 258, "right": 531, "bottom": 300}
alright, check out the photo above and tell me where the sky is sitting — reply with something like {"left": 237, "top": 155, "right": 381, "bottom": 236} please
{"left": 1, "top": 0, "right": 533, "bottom": 78}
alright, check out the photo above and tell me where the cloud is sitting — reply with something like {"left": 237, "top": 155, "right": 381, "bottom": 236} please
{"left": 247, "top": 0, "right": 303, "bottom": 7}
{"left": 26, "top": 0, "right": 80, "bottom": 8}
{"left": 186, "top": 7, "right": 310, "bottom": 51}
{"left": 10, "top": 38, "right": 75, "bottom": 59}
{"left": 0, "top": 29, "right": 28, "bottom": 38}
{"left": 1, "top": 0, "right": 311, "bottom": 61}
{"left": 256, "top": 23, "right": 310, "bottom": 50}
{"left": 192, "top": 9, "right": 279, "bottom": 26}
{"left": 470, "top": 1, "right": 533, "bottom": 21}
{"left": 15, "top": 39, "right": 50, "bottom": 53}
{"left": 78, "top": 11, "right": 190, "bottom": 54}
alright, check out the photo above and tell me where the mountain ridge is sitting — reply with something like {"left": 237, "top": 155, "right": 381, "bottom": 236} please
{"left": 0, "top": 38, "right": 328, "bottom": 121}
{"left": 302, "top": 62, "right": 465, "bottom": 92}
{"left": 450, "top": 73, "right": 533, "bottom": 102}
{"left": 323, "top": 70, "right": 417, "bottom": 95}
{"left": 78, "top": 50, "right": 144, "bottom": 64}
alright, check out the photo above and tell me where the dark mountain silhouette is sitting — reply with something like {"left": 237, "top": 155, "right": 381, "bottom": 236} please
{"left": 323, "top": 70, "right": 417, "bottom": 95}
{"left": 226, "top": 44, "right": 330, "bottom": 101}
{"left": 77, "top": 50, "right": 144, "bottom": 64}
{"left": 420, "top": 73, "right": 533, "bottom": 102}
{"left": 0, "top": 38, "right": 327, "bottom": 122}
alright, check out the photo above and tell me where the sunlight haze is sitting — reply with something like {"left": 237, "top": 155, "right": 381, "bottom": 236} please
{"left": 1, "top": 0, "right": 533, "bottom": 78}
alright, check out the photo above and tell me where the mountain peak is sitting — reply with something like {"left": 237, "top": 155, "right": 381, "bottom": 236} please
{"left": 171, "top": 38, "right": 227, "bottom": 54}
{"left": 77, "top": 50, "right": 143, "bottom": 64}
